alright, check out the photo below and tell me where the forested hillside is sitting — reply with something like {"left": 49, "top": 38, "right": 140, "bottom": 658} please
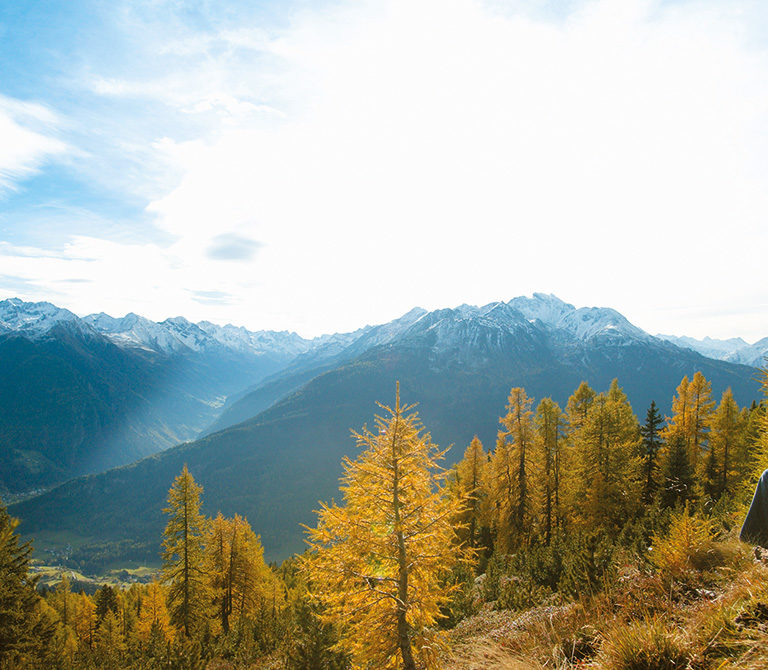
{"left": 12, "top": 298, "right": 761, "bottom": 564}
{"left": 2, "top": 368, "right": 768, "bottom": 669}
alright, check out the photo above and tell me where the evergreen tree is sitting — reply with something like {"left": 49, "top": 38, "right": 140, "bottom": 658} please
{"left": 162, "top": 464, "right": 210, "bottom": 638}
{"left": 660, "top": 433, "right": 695, "bottom": 508}
{"left": 94, "top": 584, "right": 119, "bottom": 624}
{"left": 0, "top": 500, "right": 55, "bottom": 666}
{"left": 640, "top": 401, "right": 664, "bottom": 504}
{"left": 304, "top": 386, "right": 465, "bottom": 670}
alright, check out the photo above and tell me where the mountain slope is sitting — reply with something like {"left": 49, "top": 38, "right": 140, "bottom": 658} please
{"left": 12, "top": 296, "right": 761, "bottom": 562}
{"left": 0, "top": 299, "right": 320, "bottom": 494}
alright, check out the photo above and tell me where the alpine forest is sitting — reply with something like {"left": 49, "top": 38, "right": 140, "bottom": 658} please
{"left": 3, "top": 366, "right": 768, "bottom": 670}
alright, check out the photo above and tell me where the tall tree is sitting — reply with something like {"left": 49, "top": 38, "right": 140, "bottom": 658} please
{"left": 492, "top": 387, "right": 536, "bottom": 551}
{"left": 660, "top": 433, "right": 695, "bottom": 508}
{"left": 707, "top": 388, "right": 743, "bottom": 499}
{"left": 640, "top": 401, "right": 664, "bottom": 504}
{"left": 162, "top": 464, "right": 210, "bottom": 638}
{"left": 535, "top": 397, "right": 568, "bottom": 542}
{"left": 304, "top": 386, "right": 465, "bottom": 670}
{"left": 566, "top": 381, "right": 597, "bottom": 434}
{"left": 0, "top": 500, "right": 55, "bottom": 666}
{"left": 135, "top": 581, "right": 174, "bottom": 644}
{"left": 207, "top": 513, "right": 275, "bottom": 634}
{"left": 454, "top": 436, "right": 488, "bottom": 551}
{"left": 688, "top": 371, "right": 716, "bottom": 472}
{"left": 571, "top": 380, "right": 641, "bottom": 530}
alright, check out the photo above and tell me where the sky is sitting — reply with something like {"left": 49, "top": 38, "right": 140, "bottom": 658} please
{"left": 1, "top": 0, "right": 767, "bottom": 340}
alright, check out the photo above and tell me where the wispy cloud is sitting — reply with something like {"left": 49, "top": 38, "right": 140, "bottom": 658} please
{"left": 0, "top": 95, "right": 68, "bottom": 194}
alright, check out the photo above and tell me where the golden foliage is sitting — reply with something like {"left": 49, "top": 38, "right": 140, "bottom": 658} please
{"left": 303, "top": 386, "right": 467, "bottom": 670}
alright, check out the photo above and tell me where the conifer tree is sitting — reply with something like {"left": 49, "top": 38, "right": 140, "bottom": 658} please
{"left": 304, "top": 386, "right": 465, "bottom": 670}
{"left": 660, "top": 433, "right": 695, "bottom": 508}
{"left": 0, "top": 500, "right": 55, "bottom": 666}
{"left": 73, "top": 592, "right": 97, "bottom": 648}
{"left": 162, "top": 464, "right": 210, "bottom": 638}
{"left": 663, "top": 375, "right": 690, "bottom": 448}
{"left": 640, "top": 401, "right": 664, "bottom": 504}
{"left": 454, "top": 436, "right": 488, "bottom": 550}
{"left": 708, "top": 388, "right": 743, "bottom": 498}
{"left": 688, "top": 371, "right": 716, "bottom": 472}
{"left": 571, "top": 381, "right": 641, "bottom": 530}
{"left": 535, "top": 397, "right": 568, "bottom": 542}
{"left": 207, "top": 513, "right": 275, "bottom": 633}
{"left": 136, "top": 581, "right": 174, "bottom": 644}
{"left": 492, "top": 387, "right": 536, "bottom": 550}
{"left": 566, "top": 381, "right": 597, "bottom": 434}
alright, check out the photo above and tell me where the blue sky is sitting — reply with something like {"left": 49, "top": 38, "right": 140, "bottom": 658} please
{"left": 1, "top": 0, "right": 768, "bottom": 339}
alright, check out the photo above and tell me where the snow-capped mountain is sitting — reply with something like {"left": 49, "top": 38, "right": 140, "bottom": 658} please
{"left": 16, "top": 293, "right": 763, "bottom": 564}
{"left": 0, "top": 298, "right": 85, "bottom": 335}
{"left": 508, "top": 293, "right": 652, "bottom": 342}
{"left": 657, "top": 334, "right": 768, "bottom": 368}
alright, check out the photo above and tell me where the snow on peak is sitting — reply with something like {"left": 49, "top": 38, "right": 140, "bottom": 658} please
{"left": 508, "top": 294, "right": 650, "bottom": 342}
{"left": 0, "top": 298, "right": 82, "bottom": 336}
{"left": 657, "top": 333, "right": 768, "bottom": 367}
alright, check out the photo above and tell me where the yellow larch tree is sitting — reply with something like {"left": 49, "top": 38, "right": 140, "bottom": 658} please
{"left": 571, "top": 380, "right": 641, "bottom": 530}
{"left": 705, "top": 388, "right": 743, "bottom": 499}
{"left": 534, "top": 397, "right": 568, "bottom": 542}
{"left": 454, "top": 436, "right": 488, "bottom": 550}
{"left": 135, "top": 581, "right": 174, "bottom": 644}
{"left": 491, "top": 387, "right": 536, "bottom": 551}
{"left": 207, "top": 513, "right": 276, "bottom": 634}
{"left": 688, "top": 371, "right": 716, "bottom": 472}
{"left": 663, "top": 373, "right": 715, "bottom": 475}
{"left": 162, "top": 464, "right": 210, "bottom": 638}
{"left": 303, "top": 386, "right": 466, "bottom": 670}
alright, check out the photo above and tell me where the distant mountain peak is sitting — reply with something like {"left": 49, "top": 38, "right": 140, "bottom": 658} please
{"left": 657, "top": 333, "right": 768, "bottom": 368}
{"left": 0, "top": 297, "right": 82, "bottom": 337}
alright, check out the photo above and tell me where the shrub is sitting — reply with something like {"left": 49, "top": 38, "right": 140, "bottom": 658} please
{"left": 598, "top": 616, "right": 691, "bottom": 670}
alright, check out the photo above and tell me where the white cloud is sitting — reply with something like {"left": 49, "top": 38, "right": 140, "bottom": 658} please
{"left": 0, "top": 96, "right": 67, "bottom": 193}
{"left": 7, "top": 0, "right": 768, "bottom": 339}
{"left": 133, "top": 0, "right": 768, "bottom": 338}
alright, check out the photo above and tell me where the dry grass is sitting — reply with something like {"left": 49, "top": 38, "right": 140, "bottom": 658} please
{"left": 446, "top": 538, "right": 768, "bottom": 670}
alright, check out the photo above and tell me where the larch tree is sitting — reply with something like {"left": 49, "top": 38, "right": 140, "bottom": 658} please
{"left": 571, "top": 381, "right": 641, "bottom": 530}
{"left": 135, "top": 581, "right": 174, "bottom": 644}
{"left": 162, "top": 464, "right": 210, "bottom": 638}
{"left": 492, "top": 387, "right": 536, "bottom": 551}
{"left": 688, "top": 371, "right": 716, "bottom": 473}
{"left": 663, "top": 375, "right": 690, "bottom": 448}
{"left": 454, "top": 436, "right": 488, "bottom": 550}
{"left": 707, "top": 388, "right": 743, "bottom": 499}
{"left": 566, "top": 381, "right": 597, "bottom": 435}
{"left": 303, "top": 386, "right": 465, "bottom": 670}
{"left": 207, "top": 513, "right": 275, "bottom": 634}
{"left": 534, "top": 397, "right": 568, "bottom": 542}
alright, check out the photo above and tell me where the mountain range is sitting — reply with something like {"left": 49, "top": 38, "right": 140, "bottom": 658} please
{"left": 0, "top": 298, "right": 342, "bottom": 494}
{"left": 657, "top": 333, "right": 768, "bottom": 368}
{"left": 5, "top": 293, "right": 763, "bottom": 564}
